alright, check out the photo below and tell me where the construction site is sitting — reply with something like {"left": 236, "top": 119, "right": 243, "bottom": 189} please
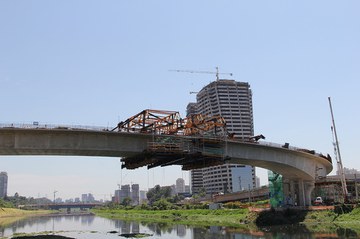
{"left": 111, "top": 109, "right": 237, "bottom": 171}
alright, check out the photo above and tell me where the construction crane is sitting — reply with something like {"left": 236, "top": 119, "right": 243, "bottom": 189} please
{"left": 169, "top": 67, "right": 233, "bottom": 81}
{"left": 53, "top": 190, "right": 58, "bottom": 203}
{"left": 328, "top": 97, "right": 348, "bottom": 202}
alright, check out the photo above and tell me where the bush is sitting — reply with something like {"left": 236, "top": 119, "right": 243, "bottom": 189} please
{"left": 334, "top": 204, "right": 353, "bottom": 215}
{"left": 152, "top": 198, "right": 173, "bottom": 210}
{"left": 0, "top": 198, "right": 14, "bottom": 208}
{"left": 223, "top": 202, "right": 245, "bottom": 209}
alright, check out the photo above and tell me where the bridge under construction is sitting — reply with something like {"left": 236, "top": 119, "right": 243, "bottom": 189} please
{"left": 110, "top": 109, "right": 331, "bottom": 172}
{"left": 0, "top": 109, "right": 333, "bottom": 206}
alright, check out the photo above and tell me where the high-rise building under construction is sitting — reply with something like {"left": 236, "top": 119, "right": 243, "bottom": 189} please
{"left": 188, "top": 79, "right": 256, "bottom": 194}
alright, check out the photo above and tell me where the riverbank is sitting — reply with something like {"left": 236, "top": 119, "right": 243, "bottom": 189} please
{"left": 0, "top": 208, "right": 53, "bottom": 227}
{"left": 93, "top": 206, "right": 360, "bottom": 233}
{"left": 0, "top": 208, "right": 51, "bottom": 218}
{"left": 93, "top": 208, "right": 251, "bottom": 228}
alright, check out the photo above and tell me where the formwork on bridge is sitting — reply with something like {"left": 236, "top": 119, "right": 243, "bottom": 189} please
{"left": 120, "top": 135, "right": 229, "bottom": 170}
{"left": 116, "top": 109, "right": 230, "bottom": 170}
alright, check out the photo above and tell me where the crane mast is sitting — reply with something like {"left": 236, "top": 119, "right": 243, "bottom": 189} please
{"left": 328, "top": 97, "right": 348, "bottom": 201}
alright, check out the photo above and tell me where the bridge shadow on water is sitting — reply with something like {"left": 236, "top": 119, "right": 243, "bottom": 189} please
{"left": 255, "top": 207, "right": 359, "bottom": 238}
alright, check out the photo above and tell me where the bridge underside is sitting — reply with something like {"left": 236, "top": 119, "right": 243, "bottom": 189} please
{"left": 120, "top": 136, "right": 231, "bottom": 170}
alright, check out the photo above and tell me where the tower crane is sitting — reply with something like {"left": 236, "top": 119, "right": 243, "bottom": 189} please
{"left": 169, "top": 67, "right": 233, "bottom": 81}
{"left": 328, "top": 97, "right": 348, "bottom": 202}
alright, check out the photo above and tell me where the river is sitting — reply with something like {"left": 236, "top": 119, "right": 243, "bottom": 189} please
{"left": 0, "top": 214, "right": 357, "bottom": 239}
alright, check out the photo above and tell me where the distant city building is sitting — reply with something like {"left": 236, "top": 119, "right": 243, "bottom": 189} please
{"left": 185, "top": 185, "right": 190, "bottom": 194}
{"left": 176, "top": 178, "right": 185, "bottom": 194}
{"left": 256, "top": 176, "right": 261, "bottom": 188}
{"left": 170, "top": 184, "right": 176, "bottom": 196}
{"left": 120, "top": 185, "right": 131, "bottom": 203}
{"left": 190, "top": 169, "right": 204, "bottom": 194}
{"left": 55, "top": 198, "right": 62, "bottom": 203}
{"left": 114, "top": 189, "right": 121, "bottom": 203}
{"left": 139, "top": 190, "right": 147, "bottom": 204}
{"left": 131, "top": 184, "right": 140, "bottom": 205}
{"left": 231, "top": 165, "right": 255, "bottom": 192}
{"left": 114, "top": 184, "right": 140, "bottom": 205}
{"left": 0, "top": 172, "right": 8, "bottom": 198}
{"left": 202, "top": 164, "right": 255, "bottom": 194}
{"left": 342, "top": 167, "right": 360, "bottom": 175}
{"left": 81, "top": 193, "right": 95, "bottom": 203}
{"left": 188, "top": 80, "right": 256, "bottom": 194}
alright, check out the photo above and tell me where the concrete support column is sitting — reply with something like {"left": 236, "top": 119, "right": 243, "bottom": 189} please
{"left": 282, "top": 177, "right": 296, "bottom": 206}
{"left": 304, "top": 180, "right": 315, "bottom": 206}
{"left": 298, "top": 180, "right": 306, "bottom": 207}
{"left": 289, "top": 180, "right": 296, "bottom": 206}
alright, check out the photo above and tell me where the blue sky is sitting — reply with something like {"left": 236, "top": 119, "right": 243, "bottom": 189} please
{"left": 0, "top": 1, "right": 359, "bottom": 200}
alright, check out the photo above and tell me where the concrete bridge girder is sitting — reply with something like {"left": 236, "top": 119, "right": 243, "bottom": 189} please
{"left": 0, "top": 128, "right": 333, "bottom": 206}
{"left": 226, "top": 141, "right": 331, "bottom": 181}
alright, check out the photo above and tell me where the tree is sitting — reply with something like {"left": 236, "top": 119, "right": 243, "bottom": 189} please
{"left": 121, "top": 197, "right": 132, "bottom": 206}
{"left": 147, "top": 185, "right": 172, "bottom": 204}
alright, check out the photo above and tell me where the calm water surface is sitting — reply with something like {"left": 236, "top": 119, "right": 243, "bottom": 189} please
{"left": 0, "top": 214, "right": 357, "bottom": 239}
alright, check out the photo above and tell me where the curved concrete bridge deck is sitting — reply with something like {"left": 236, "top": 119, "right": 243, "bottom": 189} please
{"left": 0, "top": 127, "right": 332, "bottom": 206}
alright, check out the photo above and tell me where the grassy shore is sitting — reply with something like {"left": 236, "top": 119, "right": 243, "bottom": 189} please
{"left": 0, "top": 208, "right": 51, "bottom": 218}
{"left": 0, "top": 208, "right": 52, "bottom": 227}
{"left": 92, "top": 207, "right": 360, "bottom": 233}
{"left": 93, "top": 208, "right": 251, "bottom": 228}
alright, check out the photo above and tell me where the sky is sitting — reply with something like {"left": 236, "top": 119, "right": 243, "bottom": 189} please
{"left": 0, "top": 1, "right": 359, "bottom": 201}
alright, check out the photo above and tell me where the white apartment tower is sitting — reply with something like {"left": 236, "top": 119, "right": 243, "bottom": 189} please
{"left": 176, "top": 178, "right": 185, "bottom": 193}
{"left": 189, "top": 80, "right": 256, "bottom": 194}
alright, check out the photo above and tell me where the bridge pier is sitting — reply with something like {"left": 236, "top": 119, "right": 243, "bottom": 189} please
{"left": 283, "top": 178, "right": 315, "bottom": 206}
{"left": 304, "top": 180, "right": 315, "bottom": 206}
{"left": 283, "top": 178, "right": 297, "bottom": 206}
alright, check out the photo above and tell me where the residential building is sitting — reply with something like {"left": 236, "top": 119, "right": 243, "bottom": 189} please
{"left": 0, "top": 172, "right": 8, "bottom": 198}
{"left": 114, "top": 184, "right": 140, "bottom": 205}
{"left": 120, "top": 184, "right": 131, "bottom": 203}
{"left": 81, "top": 193, "right": 95, "bottom": 203}
{"left": 176, "top": 178, "right": 185, "bottom": 193}
{"left": 188, "top": 79, "right": 256, "bottom": 194}
{"left": 131, "top": 184, "right": 140, "bottom": 205}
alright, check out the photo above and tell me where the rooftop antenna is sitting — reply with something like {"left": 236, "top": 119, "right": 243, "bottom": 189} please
{"left": 328, "top": 97, "right": 348, "bottom": 201}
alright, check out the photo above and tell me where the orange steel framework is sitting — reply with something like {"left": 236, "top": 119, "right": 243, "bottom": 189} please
{"left": 113, "top": 109, "right": 230, "bottom": 170}
{"left": 112, "top": 109, "right": 228, "bottom": 137}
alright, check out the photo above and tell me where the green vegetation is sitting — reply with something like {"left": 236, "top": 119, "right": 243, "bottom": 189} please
{"left": 93, "top": 208, "right": 249, "bottom": 228}
{"left": 0, "top": 208, "right": 50, "bottom": 218}
{"left": 93, "top": 200, "right": 360, "bottom": 234}
{"left": 0, "top": 198, "right": 13, "bottom": 208}
{"left": 1, "top": 192, "right": 52, "bottom": 209}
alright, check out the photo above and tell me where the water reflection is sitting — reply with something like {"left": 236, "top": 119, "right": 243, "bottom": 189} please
{"left": 0, "top": 215, "right": 358, "bottom": 238}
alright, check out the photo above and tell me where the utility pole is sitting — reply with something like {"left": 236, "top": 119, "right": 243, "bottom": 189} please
{"left": 328, "top": 97, "right": 348, "bottom": 202}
